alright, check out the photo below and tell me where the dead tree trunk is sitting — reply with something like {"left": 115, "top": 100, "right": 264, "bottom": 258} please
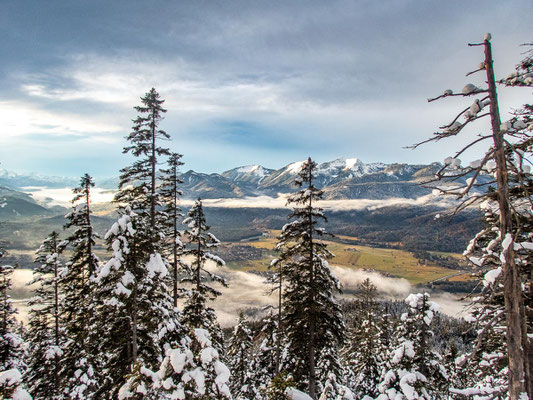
{"left": 484, "top": 38, "right": 529, "bottom": 399}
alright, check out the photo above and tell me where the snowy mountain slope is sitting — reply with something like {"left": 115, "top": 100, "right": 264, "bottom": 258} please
{"left": 180, "top": 170, "right": 257, "bottom": 199}
{"left": 0, "top": 169, "right": 78, "bottom": 189}
{"left": 221, "top": 165, "right": 275, "bottom": 185}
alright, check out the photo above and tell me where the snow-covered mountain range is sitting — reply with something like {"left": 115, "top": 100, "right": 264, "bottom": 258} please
{"left": 1, "top": 158, "right": 444, "bottom": 201}
{"left": 178, "top": 158, "right": 442, "bottom": 200}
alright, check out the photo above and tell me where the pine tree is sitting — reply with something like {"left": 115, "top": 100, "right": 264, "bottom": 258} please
{"left": 92, "top": 89, "right": 183, "bottom": 396}
{"left": 342, "top": 279, "right": 386, "bottom": 398}
{"left": 228, "top": 312, "right": 256, "bottom": 399}
{"left": 451, "top": 274, "right": 507, "bottom": 399}
{"left": 160, "top": 152, "right": 185, "bottom": 307}
{"left": 26, "top": 231, "right": 66, "bottom": 399}
{"left": 61, "top": 174, "right": 99, "bottom": 398}
{"left": 248, "top": 312, "right": 283, "bottom": 398}
{"left": 93, "top": 208, "right": 181, "bottom": 396}
{"left": 376, "top": 293, "right": 448, "bottom": 399}
{"left": 0, "top": 264, "right": 25, "bottom": 373}
{"left": 181, "top": 199, "right": 227, "bottom": 353}
{"left": 0, "top": 368, "right": 32, "bottom": 400}
{"left": 115, "top": 87, "right": 170, "bottom": 237}
{"left": 273, "top": 157, "right": 345, "bottom": 399}
{"left": 152, "top": 328, "right": 232, "bottom": 399}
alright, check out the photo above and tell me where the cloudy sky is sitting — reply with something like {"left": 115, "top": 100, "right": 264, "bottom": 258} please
{"left": 1, "top": 0, "right": 531, "bottom": 178}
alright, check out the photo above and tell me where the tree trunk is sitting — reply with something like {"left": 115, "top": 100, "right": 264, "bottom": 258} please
{"left": 307, "top": 163, "right": 317, "bottom": 400}
{"left": 86, "top": 182, "right": 94, "bottom": 275}
{"left": 131, "top": 293, "right": 138, "bottom": 365}
{"left": 275, "top": 267, "right": 282, "bottom": 375}
{"left": 52, "top": 236, "right": 60, "bottom": 394}
{"left": 484, "top": 39, "right": 529, "bottom": 399}
{"left": 150, "top": 110, "right": 156, "bottom": 230}
{"left": 173, "top": 176, "right": 178, "bottom": 307}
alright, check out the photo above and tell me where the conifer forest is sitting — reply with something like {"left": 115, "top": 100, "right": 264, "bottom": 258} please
{"left": 0, "top": 31, "right": 532, "bottom": 400}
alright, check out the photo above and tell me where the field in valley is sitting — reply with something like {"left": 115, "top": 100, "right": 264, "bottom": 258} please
{"left": 223, "top": 231, "right": 466, "bottom": 285}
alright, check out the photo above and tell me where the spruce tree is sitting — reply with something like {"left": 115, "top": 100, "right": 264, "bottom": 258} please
{"left": 93, "top": 88, "right": 182, "bottom": 396}
{"left": 0, "top": 368, "right": 32, "bottom": 400}
{"left": 228, "top": 312, "right": 256, "bottom": 399}
{"left": 273, "top": 157, "right": 345, "bottom": 399}
{"left": 160, "top": 152, "right": 185, "bottom": 307}
{"left": 0, "top": 264, "right": 25, "bottom": 373}
{"left": 153, "top": 328, "right": 232, "bottom": 399}
{"left": 376, "top": 293, "right": 448, "bottom": 399}
{"left": 26, "top": 231, "right": 66, "bottom": 399}
{"left": 181, "top": 199, "right": 227, "bottom": 353}
{"left": 61, "top": 173, "right": 99, "bottom": 398}
{"left": 342, "top": 279, "right": 387, "bottom": 398}
{"left": 115, "top": 87, "right": 170, "bottom": 237}
{"left": 94, "top": 208, "right": 181, "bottom": 396}
{"left": 248, "top": 312, "right": 282, "bottom": 398}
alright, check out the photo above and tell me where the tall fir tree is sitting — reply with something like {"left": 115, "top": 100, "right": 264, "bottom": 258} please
{"left": 273, "top": 157, "right": 345, "bottom": 399}
{"left": 60, "top": 174, "right": 99, "bottom": 398}
{"left": 160, "top": 152, "right": 185, "bottom": 307}
{"left": 115, "top": 87, "right": 170, "bottom": 237}
{"left": 181, "top": 199, "right": 227, "bottom": 353}
{"left": 92, "top": 89, "right": 183, "bottom": 396}
{"left": 26, "top": 231, "right": 66, "bottom": 399}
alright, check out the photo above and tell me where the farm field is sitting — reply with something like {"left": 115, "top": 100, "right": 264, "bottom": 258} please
{"left": 223, "top": 231, "right": 465, "bottom": 285}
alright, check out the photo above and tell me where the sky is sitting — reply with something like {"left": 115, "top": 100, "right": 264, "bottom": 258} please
{"left": 0, "top": 0, "right": 532, "bottom": 178}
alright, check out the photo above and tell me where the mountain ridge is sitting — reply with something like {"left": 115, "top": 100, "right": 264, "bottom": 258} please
{"left": 1, "top": 157, "right": 447, "bottom": 201}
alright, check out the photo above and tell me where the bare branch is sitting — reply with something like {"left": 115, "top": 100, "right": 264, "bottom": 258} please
{"left": 427, "top": 90, "right": 488, "bottom": 102}
{"left": 466, "top": 67, "right": 485, "bottom": 77}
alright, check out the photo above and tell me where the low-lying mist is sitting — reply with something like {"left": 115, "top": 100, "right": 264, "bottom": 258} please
{"left": 9, "top": 260, "right": 469, "bottom": 328}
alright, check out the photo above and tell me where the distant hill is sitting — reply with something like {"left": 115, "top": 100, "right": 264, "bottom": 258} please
{"left": 0, "top": 186, "right": 60, "bottom": 220}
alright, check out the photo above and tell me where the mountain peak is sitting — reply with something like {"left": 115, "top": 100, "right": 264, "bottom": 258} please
{"left": 236, "top": 165, "right": 266, "bottom": 176}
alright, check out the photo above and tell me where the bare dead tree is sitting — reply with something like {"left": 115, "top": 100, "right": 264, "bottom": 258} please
{"left": 411, "top": 34, "right": 531, "bottom": 399}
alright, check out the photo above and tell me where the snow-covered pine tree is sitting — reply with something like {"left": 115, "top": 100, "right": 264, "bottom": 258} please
{"left": 181, "top": 199, "right": 227, "bottom": 353}
{"left": 273, "top": 157, "right": 345, "bottom": 399}
{"left": 60, "top": 173, "right": 99, "bottom": 398}
{"left": 0, "top": 368, "right": 32, "bottom": 400}
{"left": 152, "top": 328, "right": 231, "bottom": 399}
{"left": 451, "top": 265, "right": 507, "bottom": 398}
{"left": 228, "top": 312, "right": 257, "bottom": 399}
{"left": 412, "top": 35, "right": 532, "bottom": 399}
{"left": 268, "top": 247, "right": 284, "bottom": 376}
{"left": 451, "top": 179, "right": 532, "bottom": 398}
{"left": 0, "top": 264, "right": 25, "bottom": 373}
{"left": 92, "top": 89, "right": 182, "bottom": 396}
{"left": 115, "top": 87, "right": 170, "bottom": 239}
{"left": 249, "top": 313, "right": 280, "bottom": 399}
{"left": 93, "top": 208, "right": 182, "bottom": 397}
{"left": 376, "top": 293, "right": 448, "bottom": 400}
{"left": 26, "top": 231, "right": 66, "bottom": 399}
{"left": 160, "top": 152, "right": 185, "bottom": 307}
{"left": 342, "top": 279, "right": 386, "bottom": 398}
